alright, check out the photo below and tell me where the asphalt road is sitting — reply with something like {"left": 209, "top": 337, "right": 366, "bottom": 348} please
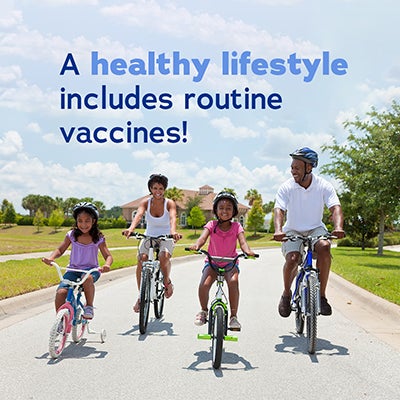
{"left": 0, "top": 248, "right": 399, "bottom": 400}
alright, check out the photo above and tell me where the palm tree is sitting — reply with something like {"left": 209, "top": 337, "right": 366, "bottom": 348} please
{"left": 165, "top": 186, "right": 184, "bottom": 203}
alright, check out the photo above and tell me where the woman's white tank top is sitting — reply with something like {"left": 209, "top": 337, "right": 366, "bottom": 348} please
{"left": 145, "top": 198, "right": 171, "bottom": 236}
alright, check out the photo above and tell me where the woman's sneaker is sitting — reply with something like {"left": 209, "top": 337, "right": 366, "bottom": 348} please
{"left": 194, "top": 310, "right": 207, "bottom": 326}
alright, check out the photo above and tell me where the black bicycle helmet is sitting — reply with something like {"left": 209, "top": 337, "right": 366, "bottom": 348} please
{"left": 213, "top": 191, "right": 239, "bottom": 218}
{"left": 147, "top": 174, "right": 168, "bottom": 191}
{"left": 290, "top": 147, "right": 318, "bottom": 168}
{"left": 72, "top": 202, "right": 99, "bottom": 219}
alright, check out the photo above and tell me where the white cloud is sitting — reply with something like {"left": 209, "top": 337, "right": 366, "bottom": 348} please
{"left": 211, "top": 116, "right": 259, "bottom": 139}
{"left": 0, "top": 130, "right": 23, "bottom": 156}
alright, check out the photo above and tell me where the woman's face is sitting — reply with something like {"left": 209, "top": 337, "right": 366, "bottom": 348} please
{"left": 150, "top": 182, "right": 165, "bottom": 199}
{"left": 76, "top": 211, "right": 95, "bottom": 233}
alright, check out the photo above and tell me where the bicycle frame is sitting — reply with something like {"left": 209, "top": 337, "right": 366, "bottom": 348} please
{"left": 185, "top": 248, "right": 259, "bottom": 369}
{"left": 286, "top": 234, "right": 334, "bottom": 354}
{"left": 291, "top": 237, "right": 321, "bottom": 316}
{"left": 127, "top": 232, "right": 174, "bottom": 334}
{"left": 48, "top": 263, "right": 104, "bottom": 358}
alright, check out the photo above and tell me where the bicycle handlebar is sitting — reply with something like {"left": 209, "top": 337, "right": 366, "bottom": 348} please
{"left": 50, "top": 261, "right": 100, "bottom": 287}
{"left": 123, "top": 232, "right": 179, "bottom": 240}
{"left": 284, "top": 233, "right": 337, "bottom": 243}
{"left": 185, "top": 248, "right": 259, "bottom": 272}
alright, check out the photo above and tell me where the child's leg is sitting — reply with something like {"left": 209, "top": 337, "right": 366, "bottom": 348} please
{"left": 55, "top": 288, "right": 68, "bottom": 311}
{"left": 198, "top": 266, "right": 216, "bottom": 311}
{"left": 82, "top": 275, "right": 95, "bottom": 306}
{"left": 226, "top": 269, "right": 240, "bottom": 317}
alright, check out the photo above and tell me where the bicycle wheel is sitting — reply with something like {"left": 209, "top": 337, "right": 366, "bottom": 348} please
{"left": 295, "top": 296, "right": 304, "bottom": 334}
{"left": 306, "top": 272, "right": 318, "bottom": 354}
{"left": 71, "top": 307, "right": 86, "bottom": 342}
{"left": 211, "top": 306, "right": 224, "bottom": 369}
{"left": 139, "top": 268, "right": 151, "bottom": 334}
{"left": 49, "top": 308, "right": 69, "bottom": 359}
{"left": 154, "top": 268, "right": 165, "bottom": 319}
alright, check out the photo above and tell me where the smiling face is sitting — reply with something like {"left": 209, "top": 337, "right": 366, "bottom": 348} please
{"left": 291, "top": 158, "right": 312, "bottom": 185}
{"left": 150, "top": 182, "right": 166, "bottom": 200}
{"left": 76, "top": 211, "right": 96, "bottom": 234}
{"left": 216, "top": 199, "right": 235, "bottom": 221}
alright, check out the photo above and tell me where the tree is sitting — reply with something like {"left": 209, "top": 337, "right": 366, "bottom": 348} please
{"left": 33, "top": 209, "right": 45, "bottom": 233}
{"left": 263, "top": 200, "right": 275, "bottom": 214}
{"left": 187, "top": 206, "right": 206, "bottom": 234}
{"left": 245, "top": 189, "right": 262, "bottom": 206}
{"left": 22, "top": 194, "right": 41, "bottom": 216}
{"left": 165, "top": 186, "right": 184, "bottom": 203}
{"left": 185, "top": 195, "right": 203, "bottom": 217}
{"left": 246, "top": 198, "right": 265, "bottom": 236}
{"left": 222, "top": 188, "right": 237, "bottom": 197}
{"left": 322, "top": 101, "right": 400, "bottom": 255}
{"left": 48, "top": 209, "right": 65, "bottom": 232}
{"left": 2, "top": 200, "right": 17, "bottom": 226}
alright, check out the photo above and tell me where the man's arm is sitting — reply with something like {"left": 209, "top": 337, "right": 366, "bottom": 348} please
{"left": 273, "top": 207, "right": 286, "bottom": 241}
{"left": 329, "top": 204, "right": 345, "bottom": 238}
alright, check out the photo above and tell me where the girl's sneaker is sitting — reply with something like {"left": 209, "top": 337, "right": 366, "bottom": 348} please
{"left": 194, "top": 310, "right": 207, "bottom": 326}
{"left": 229, "top": 316, "right": 241, "bottom": 331}
{"left": 83, "top": 306, "right": 94, "bottom": 319}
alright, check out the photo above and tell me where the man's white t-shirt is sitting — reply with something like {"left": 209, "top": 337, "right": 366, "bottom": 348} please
{"left": 274, "top": 174, "right": 340, "bottom": 232}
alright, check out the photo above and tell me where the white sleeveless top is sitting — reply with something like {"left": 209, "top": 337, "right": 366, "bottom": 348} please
{"left": 145, "top": 198, "right": 171, "bottom": 237}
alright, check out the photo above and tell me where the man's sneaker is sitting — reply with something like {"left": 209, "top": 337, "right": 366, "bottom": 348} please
{"left": 194, "top": 310, "right": 207, "bottom": 326}
{"left": 278, "top": 292, "right": 292, "bottom": 318}
{"left": 83, "top": 305, "right": 94, "bottom": 319}
{"left": 229, "top": 316, "right": 241, "bottom": 331}
{"left": 320, "top": 297, "right": 332, "bottom": 316}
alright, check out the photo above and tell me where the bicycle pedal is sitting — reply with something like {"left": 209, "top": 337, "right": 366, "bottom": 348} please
{"left": 224, "top": 335, "right": 238, "bottom": 342}
{"left": 228, "top": 327, "right": 241, "bottom": 332}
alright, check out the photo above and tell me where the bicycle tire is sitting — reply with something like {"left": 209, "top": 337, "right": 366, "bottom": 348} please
{"left": 306, "top": 272, "right": 318, "bottom": 354}
{"left": 71, "top": 307, "right": 86, "bottom": 342}
{"left": 49, "top": 308, "right": 69, "bottom": 359}
{"left": 212, "top": 306, "right": 224, "bottom": 369}
{"left": 154, "top": 267, "right": 165, "bottom": 319}
{"left": 139, "top": 268, "right": 151, "bottom": 334}
{"left": 295, "top": 296, "right": 304, "bottom": 334}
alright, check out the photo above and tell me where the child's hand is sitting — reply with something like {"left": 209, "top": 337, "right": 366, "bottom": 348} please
{"left": 188, "top": 244, "right": 199, "bottom": 251}
{"left": 100, "top": 265, "right": 110, "bottom": 273}
{"left": 41, "top": 257, "right": 53, "bottom": 265}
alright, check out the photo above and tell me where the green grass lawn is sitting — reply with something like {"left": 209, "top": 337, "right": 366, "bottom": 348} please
{"left": 0, "top": 225, "right": 399, "bottom": 306}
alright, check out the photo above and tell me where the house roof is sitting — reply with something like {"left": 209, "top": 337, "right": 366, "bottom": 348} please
{"left": 121, "top": 186, "right": 249, "bottom": 213}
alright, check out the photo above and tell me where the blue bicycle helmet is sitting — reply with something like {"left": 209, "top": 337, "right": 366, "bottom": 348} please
{"left": 72, "top": 202, "right": 99, "bottom": 219}
{"left": 290, "top": 147, "right": 318, "bottom": 168}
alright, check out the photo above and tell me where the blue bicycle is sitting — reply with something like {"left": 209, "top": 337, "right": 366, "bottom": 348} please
{"left": 286, "top": 234, "right": 335, "bottom": 354}
{"left": 48, "top": 262, "right": 106, "bottom": 359}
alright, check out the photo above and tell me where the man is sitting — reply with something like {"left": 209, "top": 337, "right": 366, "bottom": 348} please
{"left": 273, "top": 147, "right": 345, "bottom": 317}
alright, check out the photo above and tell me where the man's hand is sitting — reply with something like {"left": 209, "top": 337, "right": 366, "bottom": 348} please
{"left": 273, "top": 232, "right": 286, "bottom": 242}
{"left": 332, "top": 229, "right": 345, "bottom": 239}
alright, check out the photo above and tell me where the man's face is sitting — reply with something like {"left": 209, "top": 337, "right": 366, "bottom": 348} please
{"left": 291, "top": 159, "right": 311, "bottom": 183}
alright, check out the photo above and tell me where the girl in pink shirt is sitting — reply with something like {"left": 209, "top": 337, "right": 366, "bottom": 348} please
{"left": 189, "top": 192, "right": 255, "bottom": 331}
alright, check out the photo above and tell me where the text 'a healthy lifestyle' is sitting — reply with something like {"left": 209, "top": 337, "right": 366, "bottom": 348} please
{"left": 60, "top": 51, "right": 348, "bottom": 83}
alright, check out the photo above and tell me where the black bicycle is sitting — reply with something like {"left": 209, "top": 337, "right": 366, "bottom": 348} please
{"left": 286, "top": 233, "right": 336, "bottom": 354}
{"left": 127, "top": 232, "right": 174, "bottom": 334}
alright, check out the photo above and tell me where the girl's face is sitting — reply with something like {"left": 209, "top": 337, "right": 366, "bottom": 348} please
{"left": 216, "top": 199, "right": 234, "bottom": 220}
{"left": 150, "top": 182, "right": 165, "bottom": 199}
{"left": 76, "top": 211, "right": 95, "bottom": 233}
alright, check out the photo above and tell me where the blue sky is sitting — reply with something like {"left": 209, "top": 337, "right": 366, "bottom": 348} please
{"left": 1, "top": 0, "right": 399, "bottom": 213}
